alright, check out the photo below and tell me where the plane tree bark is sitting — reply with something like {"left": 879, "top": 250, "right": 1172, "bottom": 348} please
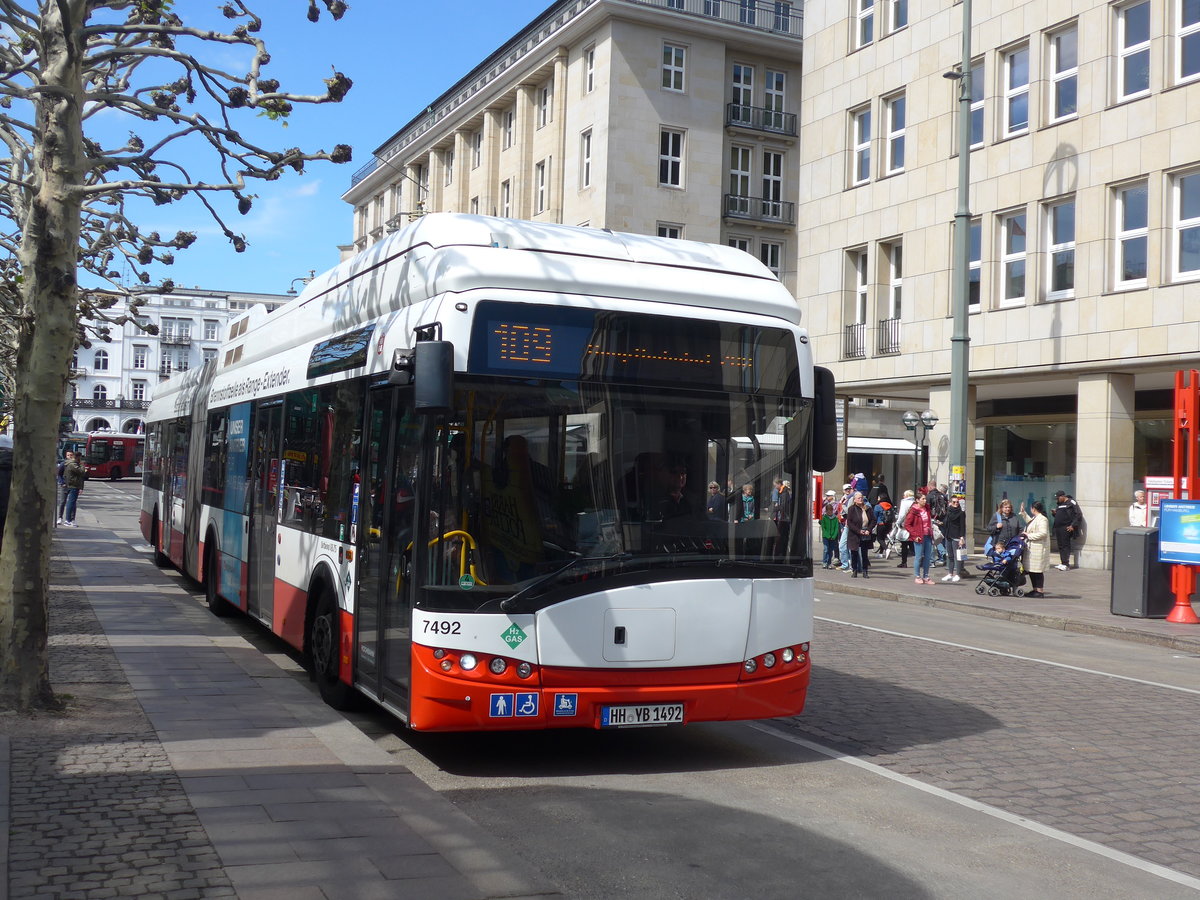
{"left": 0, "top": 0, "right": 353, "bottom": 711}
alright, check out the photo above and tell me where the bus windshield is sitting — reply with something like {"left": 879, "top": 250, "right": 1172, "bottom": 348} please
{"left": 419, "top": 378, "right": 813, "bottom": 613}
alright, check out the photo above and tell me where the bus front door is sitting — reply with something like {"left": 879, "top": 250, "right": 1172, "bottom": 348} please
{"left": 248, "top": 402, "right": 282, "bottom": 626}
{"left": 357, "top": 387, "right": 417, "bottom": 714}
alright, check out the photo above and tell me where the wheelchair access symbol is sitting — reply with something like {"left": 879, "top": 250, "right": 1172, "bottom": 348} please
{"left": 515, "top": 692, "right": 539, "bottom": 717}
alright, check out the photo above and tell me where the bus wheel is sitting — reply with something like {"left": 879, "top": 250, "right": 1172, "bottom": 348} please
{"left": 309, "top": 589, "right": 355, "bottom": 710}
{"left": 205, "top": 547, "right": 234, "bottom": 618}
{"left": 151, "top": 513, "right": 170, "bottom": 568}
{"left": 109, "top": 467, "right": 122, "bottom": 481}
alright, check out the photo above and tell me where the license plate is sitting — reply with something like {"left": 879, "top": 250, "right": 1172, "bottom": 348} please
{"left": 600, "top": 703, "right": 684, "bottom": 728}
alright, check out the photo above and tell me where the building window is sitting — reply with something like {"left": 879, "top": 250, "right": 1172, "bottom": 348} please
{"left": 969, "top": 60, "right": 985, "bottom": 148}
{"left": 968, "top": 217, "right": 982, "bottom": 311}
{"left": 762, "top": 150, "right": 784, "bottom": 217}
{"left": 884, "top": 92, "right": 905, "bottom": 174}
{"left": 471, "top": 131, "right": 482, "bottom": 169}
{"left": 728, "top": 236, "right": 752, "bottom": 253}
{"left": 731, "top": 63, "right": 754, "bottom": 121}
{"left": 1000, "top": 210, "right": 1028, "bottom": 304}
{"left": 580, "top": 130, "right": 592, "bottom": 188}
{"left": 855, "top": 0, "right": 874, "bottom": 49}
{"left": 1118, "top": 1, "right": 1151, "bottom": 100}
{"left": 1114, "top": 180, "right": 1149, "bottom": 288}
{"left": 1173, "top": 169, "right": 1200, "bottom": 279}
{"left": 132, "top": 381, "right": 146, "bottom": 401}
{"left": 1048, "top": 26, "right": 1078, "bottom": 122}
{"left": 662, "top": 43, "right": 686, "bottom": 92}
{"left": 585, "top": 46, "right": 596, "bottom": 93}
{"left": 764, "top": 70, "right": 786, "bottom": 131}
{"left": 535, "top": 160, "right": 549, "bottom": 214}
{"left": 1045, "top": 198, "right": 1076, "bottom": 299}
{"left": 203, "top": 320, "right": 218, "bottom": 341}
{"left": 886, "top": 0, "right": 907, "bottom": 33}
{"left": 739, "top": 0, "right": 757, "bottom": 26}
{"left": 538, "top": 80, "right": 553, "bottom": 128}
{"left": 93, "top": 349, "right": 109, "bottom": 371}
{"left": 1003, "top": 45, "right": 1030, "bottom": 136}
{"left": 500, "top": 179, "right": 511, "bottom": 218}
{"left": 470, "top": 196, "right": 479, "bottom": 215}
{"left": 502, "top": 108, "right": 514, "bottom": 149}
{"left": 133, "top": 345, "right": 148, "bottom": 370}
{"left": 705, "top": 0, "right": 721, "bottom": 15}
{"left": 772, "top": 2, "right": 793, "bottom": 32}
{"left": 93, "top": 384, "right": 107, "bottom": 402}
{"left": 760, "top": 241, "right": 783, "bottom": 277}
{"left": 1179, "top": 0, "right": 1200, "bottom": 83}
{"left": 202, "top": 348, "right": 217, "bottom": 363}
{"left": 667, "top": 0, "right": 683, "bottom": 8}
{"left": 852, "top": 249, "right": 868, "bottom": 323}
{"left": 729, "top": 145, "right": 752, "bottom": 213}
{"left": 851, "top": 105, "right": 871, "bottom": 185}
{"left": 885, "top": 241, "right": 902, "bottom": 319}
{"left": 443, "top": 149, "right": 454, "bottom": 185}
{"left": 657, "top": 222, "right": 683, "bottom": 239}
{"left": 659, "top": 128, "right": 684, "bottom": 187}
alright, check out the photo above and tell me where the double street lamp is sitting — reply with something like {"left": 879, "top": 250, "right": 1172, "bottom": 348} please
{"left": 902, "top": 409, "right": 939, "bottom": 495}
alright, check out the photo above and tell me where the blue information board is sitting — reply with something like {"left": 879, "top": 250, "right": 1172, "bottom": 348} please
{"left": 1157, "top": 499, "right": 1200, "bottom": 565}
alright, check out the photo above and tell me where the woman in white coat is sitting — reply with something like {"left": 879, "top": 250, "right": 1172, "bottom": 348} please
{"left": 1021, "top": 500, "right": 1051, "bottom": 598}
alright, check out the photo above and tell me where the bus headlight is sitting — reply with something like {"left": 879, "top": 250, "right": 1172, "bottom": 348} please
{"left": 459, "top": 653, "right": 478, "bottom": 671}
{"left": 763, "top": 652, "right": 777, "bottom": 668}
{"left": 489, "top": 657, "right": 508, "bottom": 675}
{"left": 781, "top": 647, "right": 795, "bottom": 663}
{"left": 516, "top": 662, "right": 533, "bottom": 678}
{"left": 743, "top": 658, "right": 757, "bottom": 674}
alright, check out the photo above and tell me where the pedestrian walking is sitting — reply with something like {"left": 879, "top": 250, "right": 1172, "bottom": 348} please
{"left": 939, "top": 494, "right": 967, "bottom": 582}
{"left": 1021, "top": 500, "right": 1051, "bottom": 597}
{"left": 1051, "top": 490, "right": 1080, "bottom": 571}
{"left": 59, "top": 450, "right": 86, "bottom": 527}
{"left": 0, "top": 433, "right": 11, "bottom": 549}
{"left": 903, "top": 492, "right": 935, "bottom": 584}
{"left": 872, "top": 498, "right": 893, "bottom": 555}
{"left": 819, "top": 491, "right": 840, "bottom": 568}
{"left": 927, "top": 483, "right": 948, "bottom": 566}
{"left": 835, "top": 483, "right": 853, "bottom": 571}
{"left": 846, "top": 492, "right": 873, "bottom": 578}
{"left": 1128, "top": 490, "right": 1148, "bottom": 527}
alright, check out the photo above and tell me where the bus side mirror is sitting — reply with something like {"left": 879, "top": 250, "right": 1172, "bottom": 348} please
{"left": 813, "top": 366, "right": 838, "bottom": 473}
{"left": 392, "top": 341, "right": 454, "bottom": 413}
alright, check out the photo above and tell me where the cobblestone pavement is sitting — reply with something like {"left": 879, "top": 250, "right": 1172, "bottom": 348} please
{"left": 2, "top": 558, "right": 236, "bottom": 899}
{"left": 785, "top": 617, "right": 1200, "bottom": 879}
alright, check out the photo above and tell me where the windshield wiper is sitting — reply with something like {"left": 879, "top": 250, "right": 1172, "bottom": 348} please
{"left": 499, "top": 552, "right": 631, "bottom": 613}
{"left": 716, "top": 558, "right": 805, "bottom": 577}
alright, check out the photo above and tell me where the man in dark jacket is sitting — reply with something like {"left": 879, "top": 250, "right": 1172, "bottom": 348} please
{"left": 60, "top": 450, "right": 87, "bottom": 527}
{"left": 1051, "top": 490, "right": 1081, "bottom": 570}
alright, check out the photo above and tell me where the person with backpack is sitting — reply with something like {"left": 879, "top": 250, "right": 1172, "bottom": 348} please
{"left": 926, "top": 482, "right": 949, "bottom": 567}
{"left": 58, "top": 450, "right": 86, "bottom": 527}
{"left": 872, "top": 499, "right": 893, "bottom": 556}
{"left": 819, "top": 491, "right": 840, "bottom": 568}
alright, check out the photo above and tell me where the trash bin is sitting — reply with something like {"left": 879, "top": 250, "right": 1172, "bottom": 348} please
{"left": 1111, "top": 527, "right": 1174, "bottom": 618}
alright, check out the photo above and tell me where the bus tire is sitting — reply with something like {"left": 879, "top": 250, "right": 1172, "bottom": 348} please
{"left": 109, "top": 466, "right": 122, "bottom": 481}
{"left": 205, "top": 545, "right": 235, "bottom": 618}
{"left": 151, "top": 512, "right": 170, "bottom": 568}
{"left": 309, "top": 587, "right": 355, "bottom": 710}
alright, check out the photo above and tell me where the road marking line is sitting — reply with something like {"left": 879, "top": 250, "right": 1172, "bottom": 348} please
{"left": 751, "top": 721, "right": 1200, "bottom": 891}
{"left": 817, "top": 615, "right": 1200, "bottom": 696}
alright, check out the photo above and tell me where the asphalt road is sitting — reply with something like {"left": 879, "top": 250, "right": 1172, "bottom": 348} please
{"left": 98, "top": 481, "right": 1200, "bottom": 898}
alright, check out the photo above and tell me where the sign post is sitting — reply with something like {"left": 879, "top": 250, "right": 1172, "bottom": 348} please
{"left": 1165, "top": 371, "right": 1200, "bottom": 624}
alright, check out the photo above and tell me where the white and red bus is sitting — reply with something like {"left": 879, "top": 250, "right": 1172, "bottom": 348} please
{"left": 141, "top": 214, "right": 836, "bottom": 731}
{"left": 81, "top": 431, "right": 144, "bottom": 480}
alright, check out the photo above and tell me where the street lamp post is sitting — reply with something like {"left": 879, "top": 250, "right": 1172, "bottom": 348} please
{"left": 902, "top": 409, "right": 940, "bottom": 495}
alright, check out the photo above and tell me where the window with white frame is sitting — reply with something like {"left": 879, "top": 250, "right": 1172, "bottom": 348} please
{"left": 659, "top": 128, "right": 684, "bottom": 187}
{"left": 1000, "top": 210, "right": 1028, "bottom": 303}
{"left": 391, "top": 183, "right": 403, "bottom": 220}
{"left": 133, "top": 345, "right": 148, "bottom": 370}
{"left": 662, "top": 44, "right": 686, "bottom": 92}
{"left": 500, "top": 179, "right": 511, "bottom": 218}
{"left": 968, "top": 217, "right": 982, "bottom": 310}
{"left": 1173, "top": 169, "right": 1200, "bottom": 279}
{"left": 704, "top": 0, "right": 720, "bottom": 15}
{"left": 1118, "top": 1, "right": 1151, "bottom": 99}
{"left": 94, "top": 349, "right": 109, "bottom": 371}
{"left": 580, "top": 130, "right": 592, "bottom": 188}
{"left": 1114, "top": 180, "right": 1149, "bottom": 287}
{"left": 855, "top": 0, "right": 874, "bottom": 49}
{"left": 1179, "top": 0, "right": 1200, "bottom": 83}
{"left": 93, "top": 384, "right": 107, "bottom": 402}
{"left": 657, "top": 222, "right": 683, "bottom": 239}
{"left": 760, "top": 241, "right": 783, "bottom": 277}
{"left": 739, "top": 0, "right": 757, "bottom": 25}
{"left": 535, "top": 159, "right": 549, "bottom": 213}
{"left": 131, "top": 381, "right": 147, "bottom": 401}
{"left": 1049, "top": 25, "right": 1078, "bottom": 122}
{"left": 968, "top": 60, "right": 985, "bottom": 148}
{"left": 202, "top": 348, "right": 217, "bottom": 363}
{"left": 764, "top": 70, "right": 786, "bottom": 130}
{"left": 1003, "top": 45, "right": 1030, "bottom": 136}
{"left": 472, "top": 131, "right": 482, "bottom": 168}
{"left": 728, "top": 236, "right": 752, "bottom": 253}
{"left": 884, "top": 92, "right": 906, "bottom": 174}
{"left": 885, "top": 241, "right": 903, "bottom": 319}
{"left": 1045, "top": 197, "right": 1076, "bottom": 299}
{"left": 773, "top": 2, "right": 793, "bottom": 32}
{"left": 887, "top": 0, "right": 907, "bottom": 33}
{"left": 852, "top": 249, "right": 869, "bottom": 323}
{"left": 762, "top": 150, "right": 784, "bottom": 218}
{"left": 203, "top": 320, "right": 218, "bottom": 341}
{"left": 667, "top": 0, "right": 683, "bottom": 8}
{"left": 729, "top": 145, "right": 752, "bottom": 214}
{"left": 443, "top": 149, "right": 454, "bottom": 185}
{"left": 731, "top": 64, "right": 754, "bottom": 121}
{"left": 503, "top": 108, "right": 514, "bottom": 149}
{"left": 851, "top": 105, "right": 871, "bottom": 185}
{"left": 538, "top": 80, "right": 553, "bottom": 127}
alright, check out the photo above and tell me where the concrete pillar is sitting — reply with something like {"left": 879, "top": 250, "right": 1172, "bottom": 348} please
{"left": 1077, "top": 373, "right": 1135, "bottom": 569}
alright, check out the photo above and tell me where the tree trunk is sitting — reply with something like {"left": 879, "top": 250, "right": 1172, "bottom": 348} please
{"left": 0, "top": 5, "right": 86, "bottom": 711}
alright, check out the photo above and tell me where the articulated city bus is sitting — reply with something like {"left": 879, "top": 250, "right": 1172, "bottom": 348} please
{"left": 141, "top": 214, "right": 836, "bottom": 731}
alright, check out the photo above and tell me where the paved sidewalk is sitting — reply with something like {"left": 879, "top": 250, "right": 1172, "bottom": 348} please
{"left": 813, "top": 543, "right": 1200, "bottom": 654}
{"left": 2, "top": 513, "right": 557, "bottom": 900}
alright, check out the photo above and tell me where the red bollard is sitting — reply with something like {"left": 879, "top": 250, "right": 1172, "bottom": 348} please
{"left": 1167, "top": 564, "right": 1200, "bottom": 624}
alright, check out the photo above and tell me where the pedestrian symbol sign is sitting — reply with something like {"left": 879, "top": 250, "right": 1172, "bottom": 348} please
{"left": 553, "top": 693, "right": 578, "bottom": 717}
{"left": 501, "top": 623, "right": 527, "bottom": 648}
{"left": 489, "top": 694, "right": 514, "bottom": 717}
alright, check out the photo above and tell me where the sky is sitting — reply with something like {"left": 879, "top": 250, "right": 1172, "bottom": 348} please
{"left": 102, "top": 1, "right": 554, "bottom": 297}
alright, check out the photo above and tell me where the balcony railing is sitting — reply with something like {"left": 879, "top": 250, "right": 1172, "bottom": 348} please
{"left": 160, "top": 333, "right": 192, "bottom": 347}
{"left": 726, "top": 103, "right": 798, "bottom": 137}
{"left": 723, "top": 194, "right": 796, "bottom": 226}
{"left": 70, "top": 398, "right": 150, "bottom": 410}
{"left": 844, "top": 322, "right": 866, "bottom": 360}
{"left": 876, "top": 316, "right": 901, "bottom": 355}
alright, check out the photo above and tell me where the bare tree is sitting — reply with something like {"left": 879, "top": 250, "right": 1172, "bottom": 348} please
{"left": 0, "top": 0, "right": 353, "bottom": 711}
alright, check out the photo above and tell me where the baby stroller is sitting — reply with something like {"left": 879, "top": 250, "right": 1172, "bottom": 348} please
{"left": 975, "top": 535, "right": 1027, "bottom": 597}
